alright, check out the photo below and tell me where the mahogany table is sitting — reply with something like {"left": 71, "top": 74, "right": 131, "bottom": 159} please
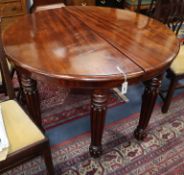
{"left": 3, "top": 7, "right": 179, "bottom": 158}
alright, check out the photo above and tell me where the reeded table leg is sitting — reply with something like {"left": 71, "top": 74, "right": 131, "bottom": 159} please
{"left": 89, "top": 89, "right": 108, "bottom": 158}
{"left": 20, "top": 74, "right": 43, "bottom": 131}
{"left": 134, "top": 75, "right": 162, "bottom": 140}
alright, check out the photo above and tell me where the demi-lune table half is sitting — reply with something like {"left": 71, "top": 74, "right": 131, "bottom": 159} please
{"left": 3, "top": 6, "right": 179, "bottom": 157}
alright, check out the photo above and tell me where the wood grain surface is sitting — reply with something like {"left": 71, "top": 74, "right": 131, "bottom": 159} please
{"left": 3, "top": 7, "right": 179, "bottom": 88}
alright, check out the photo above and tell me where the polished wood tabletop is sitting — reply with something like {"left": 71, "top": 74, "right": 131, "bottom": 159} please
{"left": 3, "top": 7, "right": 180, "bottom": 157}
{"left": 3, "top": 7, "right": 179, "bottom": 87}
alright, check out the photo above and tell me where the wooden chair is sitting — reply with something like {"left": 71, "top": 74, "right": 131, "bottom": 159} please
{"left": 124, "top": 0, "right": 156, "bottom": 14}
{"left": 152, "top": 0, "right": 184, "bottom": 113}
{"left": 137, "top": 0, "right": 157, "bottom": 14}
{"left": 0, "top": 19, "right": 55, "bottom": 174}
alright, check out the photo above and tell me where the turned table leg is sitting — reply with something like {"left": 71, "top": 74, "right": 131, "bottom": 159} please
{"left": 20, "top": 74, "right": 43, "bottom": 131}
{"left": 134, "top": 74, "right": 162, "bottom": 140}
{"left": 89, "top": 89, "right": 108, "bottom": 158}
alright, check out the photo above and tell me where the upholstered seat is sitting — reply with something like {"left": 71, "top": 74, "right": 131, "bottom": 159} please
{"left": 1, "top": 100, "right": 44, "bottom": 154}
{"left": 170, "top": 45, "right": 184, "bottom": 75}
{"left": 0, "top": 100, "right": 54, "bottom": 175}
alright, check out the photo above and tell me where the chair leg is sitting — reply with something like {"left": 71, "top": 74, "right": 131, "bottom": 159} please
{"left": 0, "top": 67, "right": 7, "bottom": 95}
{"left": 42, "top": 141, "right": 55, "bottom": 175}
{"left": 162, "top": 76, "right": 177, "bottom": 113}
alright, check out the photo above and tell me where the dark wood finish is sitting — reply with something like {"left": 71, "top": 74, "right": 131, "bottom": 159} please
{"left": 134, "top": 74, "right": 162, "bottom": 140}
{"left": 3, "top": 8, "right": 146, "bottom": 86}
{"left": 20, "top": 74, "right": 43, "bottom": 130}
{"left": 89, "top": 89, "right": 108, "bottom": 157}
{"left": 3, "top": 7, "right": 179, "bottom": 157}
{"left": 0, "top": 19, "right": 54, "bottom": 174}
{"left": 161, "top": 70, "right": 184, "bottom": 113}
{"left": 42, "top": 140, "right": 55, "bottom": 175}
{"left": 161, "top": 71, "right": 178, "bottom": 113}
{"left": 66, "top": 7, "right": 179, "bottom": 76}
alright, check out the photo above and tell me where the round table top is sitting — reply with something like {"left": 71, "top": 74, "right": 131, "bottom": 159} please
{"left": 3, "top": 6, "right": 179, "bottom": 87}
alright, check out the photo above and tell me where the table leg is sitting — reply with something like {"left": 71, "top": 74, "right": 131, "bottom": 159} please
{"left": 134, "top": 74, "right": 162, "bottom": 140}
{"left": 89, "top": 89, "right": 108, "bottom": 158}
{"left": 20, "top": 74, "right": 43, "bottom": 131}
